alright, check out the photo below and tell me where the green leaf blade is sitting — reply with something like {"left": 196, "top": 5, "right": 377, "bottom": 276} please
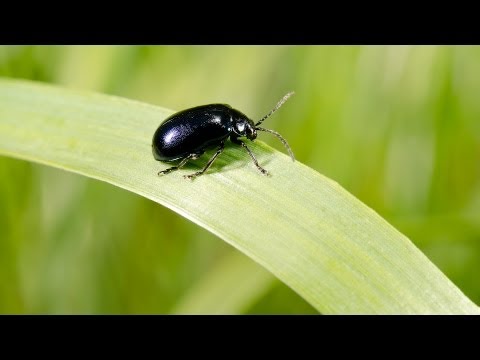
{"left": 0, "top": 78, "right": 478, "bottom": 314}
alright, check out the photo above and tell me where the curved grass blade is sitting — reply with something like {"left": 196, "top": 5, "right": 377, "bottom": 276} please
{"left": 0, "top": 78, "right": 478, "bottom": 314}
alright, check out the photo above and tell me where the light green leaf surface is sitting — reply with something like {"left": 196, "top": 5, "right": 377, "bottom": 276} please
{"left": 0, "top": 78, "right": 477, "bottom": 314}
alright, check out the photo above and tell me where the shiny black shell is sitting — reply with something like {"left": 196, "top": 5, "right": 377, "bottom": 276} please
{"left": 152, "top": 104, "right": 248, "bottom": 162}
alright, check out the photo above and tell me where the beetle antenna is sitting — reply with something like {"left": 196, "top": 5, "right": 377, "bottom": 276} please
{"left": 255, "top": 126, "right": 295, "bottom": 161}
{"left": 255, "top": 91, "right": 294, "bottom": 127}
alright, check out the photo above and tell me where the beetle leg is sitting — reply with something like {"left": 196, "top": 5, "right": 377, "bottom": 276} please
{"left": 158, "top": 153, "right": 196, "bottom": 176}
{"left": 230, "top": 136, "right": 269, "bottom": 176}
{"left": 184, "top": 141, "right": 225, "bottom": 181}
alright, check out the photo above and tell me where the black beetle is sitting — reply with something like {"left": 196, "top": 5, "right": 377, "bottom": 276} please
{"left": 152, "top": 92, "right": 295, "bottom": 180}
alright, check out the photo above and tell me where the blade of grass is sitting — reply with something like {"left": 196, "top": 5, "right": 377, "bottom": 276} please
{"left": 0, "top": 78, "right": 478, "bottom": 314}
{"left": 172, "top": 250, "right": 275, "bottom": 314}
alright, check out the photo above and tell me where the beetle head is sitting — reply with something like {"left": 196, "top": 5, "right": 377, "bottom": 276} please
{"left": 231, "top": 92, "right": 296, "bottom": 162}
{"left": 232, "top": 114, "right": 257, "bottom": 140}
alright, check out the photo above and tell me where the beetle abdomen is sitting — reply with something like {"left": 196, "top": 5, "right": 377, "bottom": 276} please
{"left": 152, "top": 105, "right": 232, "bottom": 162}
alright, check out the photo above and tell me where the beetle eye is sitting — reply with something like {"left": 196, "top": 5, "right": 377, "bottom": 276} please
{"left": 236, "top": 123, "right": 245, "bottom": 133}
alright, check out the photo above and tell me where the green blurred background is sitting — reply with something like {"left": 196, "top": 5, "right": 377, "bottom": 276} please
{"left": 0, "top": 46, "right": 479, "bottom": 313}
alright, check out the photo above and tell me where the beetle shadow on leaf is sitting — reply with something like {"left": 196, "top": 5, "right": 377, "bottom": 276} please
{"left": 182, "top": 141, "right": 275, "bottom": 175}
